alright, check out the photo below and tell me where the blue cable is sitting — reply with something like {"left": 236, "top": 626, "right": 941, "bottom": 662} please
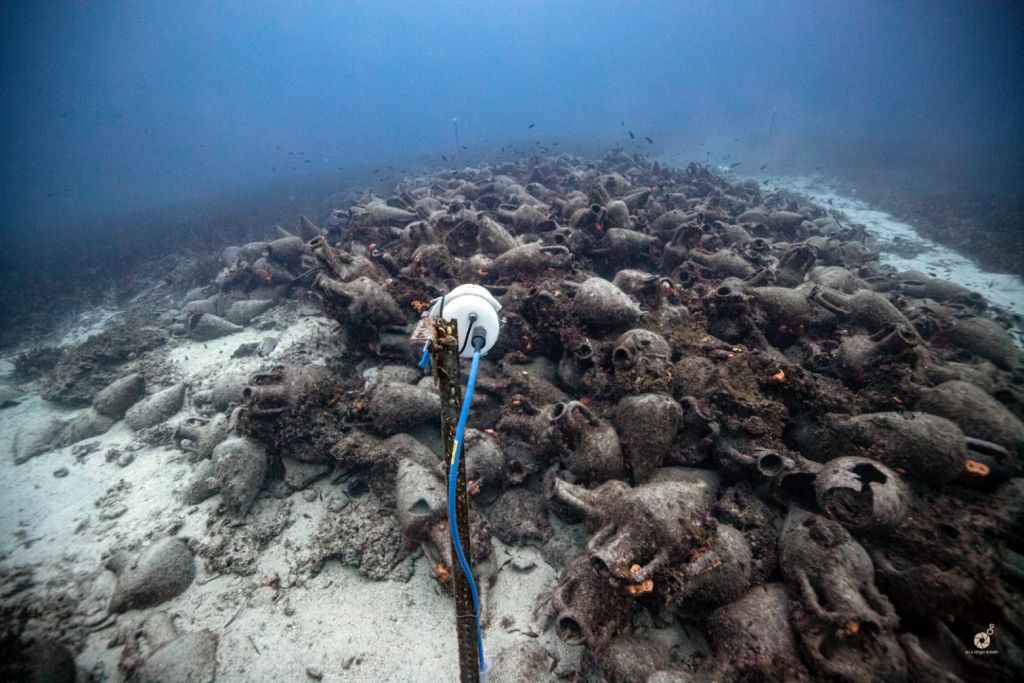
{"left": 417, "top": 341, "right": 431, "bottom": 369}
{"left": 448, "top": 347, "right": 487, "bottom": 674}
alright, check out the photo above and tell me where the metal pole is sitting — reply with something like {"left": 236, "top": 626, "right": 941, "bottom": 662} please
{"left": 429, "top": 318, "right": 480, "bottom": 683}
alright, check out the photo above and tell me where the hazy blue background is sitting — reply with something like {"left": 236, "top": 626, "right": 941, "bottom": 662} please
{"left": 1, "top": 0, "right": 1022, "bottom": 240}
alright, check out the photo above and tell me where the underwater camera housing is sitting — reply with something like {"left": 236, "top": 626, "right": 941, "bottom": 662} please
{"left": 428, "top": 284, "right": 502, "bottom": 358}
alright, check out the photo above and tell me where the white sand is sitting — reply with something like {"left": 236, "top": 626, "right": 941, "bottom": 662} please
{"left": 0, "top": 302, "right": 584, "bottom": 682}
{"left": 768, "top": 175, "right": 1024, "bottom": 326}
{"left": 7, "top": 174, "right": 1013, "bottom": 680}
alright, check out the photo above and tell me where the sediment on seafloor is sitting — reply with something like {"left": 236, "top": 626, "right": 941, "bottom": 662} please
{"left": 2, "top": 152, "right": 1021, "bottom": 682}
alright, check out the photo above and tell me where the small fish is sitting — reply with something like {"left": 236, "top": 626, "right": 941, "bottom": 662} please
{"left": 528, "top": 123, "right": 535, "bottom": 129}
{"left": 461, "top": 145, "right": 467, "bottom": 150}
{"left": 621, "top": 120, "right": 625, "bottom": 126}
{"left": 442, "top": 155, "right": 447, "bottom": 161}
{"left": 628, "top": 131, "right": 635, "bottom": 140}
{"left": 730, "top": 162, "right": 742, "bottom": 168}
{"left": 760, "top": 164, "right": 767, "bottom": 170}
{"left": 373, "top": 169, "right": 379, "bottom": 173}
{"left": 645, "top": 136, "right": 653, "bottom": 144}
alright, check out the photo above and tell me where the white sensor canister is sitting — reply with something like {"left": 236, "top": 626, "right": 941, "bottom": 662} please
{"left": 429, "top": 284, "right": 502, "bottom": 358}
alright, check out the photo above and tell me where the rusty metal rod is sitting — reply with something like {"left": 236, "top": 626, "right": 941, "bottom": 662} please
{"left": 429, "top": 318, "right": 480, "bottom": 683}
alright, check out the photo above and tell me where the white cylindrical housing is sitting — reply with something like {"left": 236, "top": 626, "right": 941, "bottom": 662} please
{"left": 429, "top": 284, "right": 503, "bottom": 358}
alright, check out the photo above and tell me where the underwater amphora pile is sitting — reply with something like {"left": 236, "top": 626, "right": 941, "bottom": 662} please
{"left": 185, "top": 150, "right": 1023, "bottom": 682}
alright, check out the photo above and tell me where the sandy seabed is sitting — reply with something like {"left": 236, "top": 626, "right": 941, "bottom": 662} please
{"left": 0, "top": 301, "right": 593, "bottom": 681}
{"left": 1, "top": 172, "right": 1021, "bottom": 682}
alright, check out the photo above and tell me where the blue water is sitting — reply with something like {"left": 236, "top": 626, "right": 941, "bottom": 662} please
{"left": 2, "top": 0, "right": 1021, "bottom": 238}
